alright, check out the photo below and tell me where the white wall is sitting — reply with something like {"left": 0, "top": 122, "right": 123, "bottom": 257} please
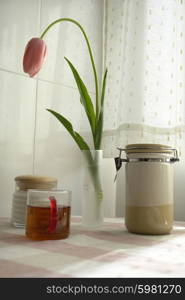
{"left": 0, "top": 0, "right": 117, "bottom": 218}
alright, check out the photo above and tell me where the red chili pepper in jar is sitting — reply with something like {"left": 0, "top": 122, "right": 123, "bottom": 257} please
{"left": 48, "top": 196, "right": 57, "bottom": 233}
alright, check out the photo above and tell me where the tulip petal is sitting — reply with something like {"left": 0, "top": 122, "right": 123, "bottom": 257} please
{"left": 23, "top": 37, "right": 47, "bottom": 77}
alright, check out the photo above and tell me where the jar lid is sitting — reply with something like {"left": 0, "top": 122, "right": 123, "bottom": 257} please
{"left": 15, "top": 175, "right": 57, "bottom": 190}
{"left": 125, "top": 143, "right": 175, "bottom": 154}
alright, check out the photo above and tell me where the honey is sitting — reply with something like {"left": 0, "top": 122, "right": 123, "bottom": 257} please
{"left": 26, "top": 205, "right": 71, "bottom": 240}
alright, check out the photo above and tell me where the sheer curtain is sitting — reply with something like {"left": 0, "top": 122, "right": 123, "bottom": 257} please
{"left": 102, "top": 0, "right": 185, "bottom": 220}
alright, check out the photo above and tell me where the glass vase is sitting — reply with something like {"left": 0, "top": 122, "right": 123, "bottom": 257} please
{"left": 81, "top": 150, "right": 103, "bottom": 228}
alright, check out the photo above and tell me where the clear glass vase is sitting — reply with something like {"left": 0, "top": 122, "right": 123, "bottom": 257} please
{"left": 81, "top": 150, "right": 103, "bottom": 228}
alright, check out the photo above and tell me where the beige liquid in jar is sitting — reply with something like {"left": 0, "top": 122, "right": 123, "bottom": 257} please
{"left": 125, "top": 204, "right": 173, "bottom": 235}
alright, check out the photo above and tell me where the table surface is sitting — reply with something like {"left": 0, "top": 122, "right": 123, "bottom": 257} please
{"left": 0, "top": 217, "right": 185, "bottom": 278}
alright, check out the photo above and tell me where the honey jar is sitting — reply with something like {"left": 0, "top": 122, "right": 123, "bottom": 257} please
{"left": 26, "top": 189, "right": 71, "bottom": 240}
{"left": 11, "top": 175, "right": 57, "bottom": 227}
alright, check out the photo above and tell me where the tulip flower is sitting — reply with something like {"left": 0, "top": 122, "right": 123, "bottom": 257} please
{"left": 23, "top": 38, "right": 47, "bottom": 77}
{"left": 23, "top": 18, "right": 108, "bottom": 202}
{"left": 22, "top": 18, "right": 107, "bottom": 151}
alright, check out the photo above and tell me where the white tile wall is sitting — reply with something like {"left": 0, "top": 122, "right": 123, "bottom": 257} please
{"left": 39, "top": 0, "right": 103, "bottom": 94}
{"left": 0, "top": 0, "right": 40, "bottom": 73}
{"left": 0, "top": 0, "right": 116, "bottom": 218}
{"left": 34, "top": 81, "right": 83, "bottom": 215}
{"left": 0, "top": 70, "right": 36, "bottom": 216}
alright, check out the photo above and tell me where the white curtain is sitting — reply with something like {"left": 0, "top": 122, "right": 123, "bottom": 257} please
{"left": 102, "top": 0, "right": 185, "bottom": 220}
{"left": 103, "top": 0, "right": 185, "bottom": 158}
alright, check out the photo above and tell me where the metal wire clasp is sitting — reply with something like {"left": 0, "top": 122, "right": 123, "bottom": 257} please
{"left": 114, "top": 148, "right": 127, "bottom": 181}
{"left": 114, "top": 146, "right": 179, "bottom": 182}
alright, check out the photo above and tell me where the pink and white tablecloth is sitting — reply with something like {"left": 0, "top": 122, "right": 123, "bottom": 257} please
{"left": 0, "top": 217, "right": 185, "bottom": 278}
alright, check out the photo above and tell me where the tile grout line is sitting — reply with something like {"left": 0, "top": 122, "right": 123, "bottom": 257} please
{"left": 32, "top": 0, "right": 42, "bottom": 175}
{"left": 0, "top": 67, "right": 96, "bottom": 95}
{"left": 32, "top": 79, "right": 39, "bottom": 175}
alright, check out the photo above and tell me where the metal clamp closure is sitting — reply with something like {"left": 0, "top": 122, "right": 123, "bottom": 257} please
{"left": 126, "top": 158, "right": 179, "bottom": 163}
{"left": 114, "top": 148, "right": 127, "bottom": 181}
{"left": 114, "top": 148, "right": 127, "bottom": 172}
{"left": 118, "top": 146, "right": 179, "bottom": 160}
{"left": 114, "top": 147, "right": 179, "bottom": 181}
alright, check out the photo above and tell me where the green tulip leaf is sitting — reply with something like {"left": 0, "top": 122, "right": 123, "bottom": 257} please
{"left": 95, "top": 69, "right": 108, "bottom": 149}
{"left": 47, "top": 109, "right": 90, "bottom": 150}
{"left": 64, "top": 57, "right": 96, "bottom": 135}
{"left": 100, "top": 68, "right": 108, "bottom": 111}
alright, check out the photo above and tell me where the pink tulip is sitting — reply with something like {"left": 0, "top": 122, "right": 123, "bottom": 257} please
{"left": 23, "top": 38, "right": 47, "bottom": 77}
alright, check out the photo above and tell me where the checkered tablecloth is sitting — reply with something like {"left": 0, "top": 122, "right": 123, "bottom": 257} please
{"left": 0, "top": 217, "right": 185, "bottom": 278}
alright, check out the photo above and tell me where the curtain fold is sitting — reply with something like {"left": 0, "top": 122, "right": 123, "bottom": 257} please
{"left": 102, "top": 0, "right": 185, "bottom": 158}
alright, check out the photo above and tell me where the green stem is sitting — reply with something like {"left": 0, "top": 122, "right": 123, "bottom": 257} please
{"left": 82, "top": 150, "right": 103, "bottom": 201}
{"left": 40, "top": 18, "right": 99, "bottom": 119}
